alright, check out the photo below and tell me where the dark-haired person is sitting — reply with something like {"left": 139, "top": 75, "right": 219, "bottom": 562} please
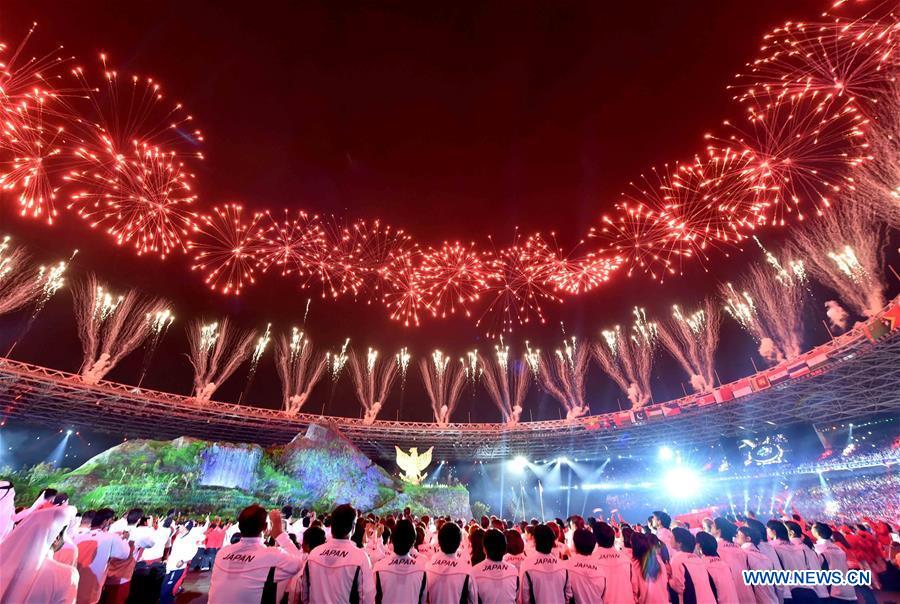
{"left": 518, "top": 524, "right": 569, "bottom": 604}
{"left": 373, "top": 518, "right": 428, "bottom": 604}
{"left": 650, "top": 511, "right": 675, "bottom": 555}
{"left": 668, "top": 527, "right": 717, "bottom": 604}
{"left": 12, "top": 487, "right": 59, "bottom": 524}
{"left": 303, "top": 503, "right": 375, "bottom": 604}
{"left": 503, "top": 529, "right": 527, "bottom": 570}
{"left": 735, "top": 525, "right": 779, "bottom": 604}
{"left": 160, "top": 523, "right": 197, "bottom": 604}
{"left": 787, "top": 520, "right": 828, "bottom": 601}
{"left": 426, "top": 521, "right": 477, "bottom": 604}
{"left": 473, "top": 528, "right": 519, "bottom": 603}
{"left": 104, "top": 507, "right": 157, "bottom": 604}
{"left": 812, "top": 522, "right": 856, "bottom": 602}
{"left": 631, "top": 532, "right": 668, "bottom": 604}
{"left": 593, "top": 521, "right": 637, "bottom": 604}
{"left": 767, "top": 520, "right": 820, "bottom": 603}
{"left": 73, "top": 508, "right": 130, "bottom": 604}
{"left": 208, "top": 505, "right": 303, "bottom": 604}
{"left": 711, "top": 517, "right": 755, "bottom": 603}
{"left": 696, "top": 532, "right": 739, "bottom": 604}
{"left": 563, "top": 527, "right": 606, "bottom": 603}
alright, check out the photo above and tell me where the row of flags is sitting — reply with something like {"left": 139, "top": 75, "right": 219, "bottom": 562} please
{"left": 582, "top": 301, "right": 900, "bottom": 432}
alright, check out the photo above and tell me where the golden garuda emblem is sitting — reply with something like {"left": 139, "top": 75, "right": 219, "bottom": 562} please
{"left": 395, "top": 446, "right": 433, "bottom": 484}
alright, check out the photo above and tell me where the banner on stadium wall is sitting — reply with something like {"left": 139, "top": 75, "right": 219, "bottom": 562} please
{"left": 732, "top": 378, "right": 753, "bottom": 398}
{"left": 714, "top": 385, "right": 733, "bottom": 403}
{"left": 883, "top": 305, "right": 900, "bottom": 330}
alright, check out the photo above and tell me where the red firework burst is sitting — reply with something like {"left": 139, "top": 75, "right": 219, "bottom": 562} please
{"left": 731, "top": 17, "right": 898, "bottom": 106}
{"left": 70, "top": 55, "right": 204, "bottom": 159}
{"left": 256, "top": 209, "right": 326, "bottom": 277}
{"left": 189, "top": 203, "right": 265, "bottom": 295}
{"left": 0, "top": 92, "right": 71, "bottom": 223}
{"left": 65, "top": 142, "right": 198, "bottom": 257}
{"left": 708, "top": 90, "right": 869, "bottom": 226}
{"left": 417, "top": 242, "right": 492, "bottom": 318}
{"left": 477, "top": 234, "right": 561, "bottom": 335}
{"left": 0, "top": 26, "right": 80, "bottom": 223}
{"left": 381, "top": 252, "right": 430, "bottom": 327}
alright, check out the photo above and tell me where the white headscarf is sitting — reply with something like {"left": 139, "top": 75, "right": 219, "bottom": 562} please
{"left": 0, "top": 480, "right": 14, "bottom": 542}
{"left": 0, "top": 504, "right": 77, "bottom": 603}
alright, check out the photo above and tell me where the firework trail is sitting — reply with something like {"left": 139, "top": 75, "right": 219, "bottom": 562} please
{"left": 788, "top": 200, "right": 887, "bottom": 317}
{"left": 479, "top": 342, "right": 530, "bottom": 425}
{"left": 5, "top": 250, "right": 73, "bottom": 357}
{"left": 657, "top": 298, "right": 721, "bottom": 393}
{"left": 239, "top": 323, "right": 271, "bottom": 403}
{"left": 135, "top": 307, "right": 174, "bottom": 387}
{"left": 0, "top": 236, "right": 41, "bottom": 315}
{"left": 524, "top": 341, "right": 541, "bottom": 377}
{"left": 274, "top": 327, "right": 327, "bottom": 415}
{"left": 721, "top": 248, "right": 806, "bottom": 363}
{"left": 538, "top": 336, "right": 590, "bottom": 418}
{"left": 73, "top": 275, "right": 169, "bottom": 384}
{"left": 825, "top": 300, "right": 850, "bottom": 330}
{"left": 326, "top": 338, "right": 351, "bottom": 382}
{"left": 349, "top": 347, "right": 398, "bottom": 424}
{"left": 187, "top": 318, "right": 255, "bottom": 401}
{"left": 853, "top": 79, "right": 900, "bottom": 227}
{"left": 189, "top": 203, "right": 266, "bottom": 295}
{"left": 419, "top": 350, "right": 466, "bottom": 426}
{"left": 591, "top": 308, "right": 658, "bottom": 408}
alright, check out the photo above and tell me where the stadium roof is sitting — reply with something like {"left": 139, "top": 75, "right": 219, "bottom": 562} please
{"left": 2, "top": 303, "right": 898, "bottom": 461}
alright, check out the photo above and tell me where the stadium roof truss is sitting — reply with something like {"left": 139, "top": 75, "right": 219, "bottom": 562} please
{"left": 1, "top": 304, "right": 898, "bottom": 462}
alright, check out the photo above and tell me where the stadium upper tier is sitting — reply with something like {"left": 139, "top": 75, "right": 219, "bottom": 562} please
{"left": 1, "top": 301, "right": 898, "bottom": 461}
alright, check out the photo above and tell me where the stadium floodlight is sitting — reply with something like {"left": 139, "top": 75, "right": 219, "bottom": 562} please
{"left": 658, "top": 445, "right": 674, "bottom": 461}
{"left": 663, "top": 465, "right": 701, "bottom": 499}
{"left": 555, "top": 456, "right": 570, "bottom": 465}
{"left": 508, "top": 455, "right": 529, "bottom": 474}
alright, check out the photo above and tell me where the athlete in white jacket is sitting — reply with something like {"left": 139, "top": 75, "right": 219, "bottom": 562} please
{"left": 373, "top": 518, "right": 427, "bottom": 604}
{"left": 518, "top": 524, "right": 570, "bottom": 604}
{"left": 208, "top": 506, "right": 303, "bottom": 604}
{"left": 302, "top": 504, "right": 375, "bottom": 604}
{"left": 473, "top": 529, "right": 519, "bottom": 604}
{"left": 564, "top": 527, "right": 607, "bottom": 603}
{"left": 426, "top": 522, "right": 477, "bottom": 604}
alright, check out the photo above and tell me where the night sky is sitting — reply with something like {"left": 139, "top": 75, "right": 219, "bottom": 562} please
{"left": 1, "top": 0, "right": 895, "bottom": 425}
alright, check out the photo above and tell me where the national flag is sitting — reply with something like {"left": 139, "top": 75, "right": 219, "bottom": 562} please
{"left": 661, "top": 402, "right": 682, "bottom": 416}
{"left": 864, "top": 318, "right": 890, "bottom": 341}
{"left": 632, "top": 409, "right": 648, "bottom": 423}
{"left": 696, "top": 393, "right": 716, "bottom": 406}
{"left": 751, "top": 374, "right": 770, "bottom": 392}
{"left": 786, "top": 360, "right": 810, "bottom": 378}
{"left": 645, "top": 406, "right": 665, "bottom": 419}
{"left": 883, "top": 304, "right": 900, "bottom": 331}
{"left": 714, "top": 385, "right": 734, "bottom": 403}
{"left": 732, "top": 378, "right": 753, "bottom": 398}
{"left": 767, "top": 367, "right": 790, "bottom": 385}
{"left": 613, "top": 411, "right": 633, "bottom": 427}
{"left": 806, "top": 352, "right": 829, "bottom": 368}
{"left": 583, "top": 416, "right": 610, "bottom": 431}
